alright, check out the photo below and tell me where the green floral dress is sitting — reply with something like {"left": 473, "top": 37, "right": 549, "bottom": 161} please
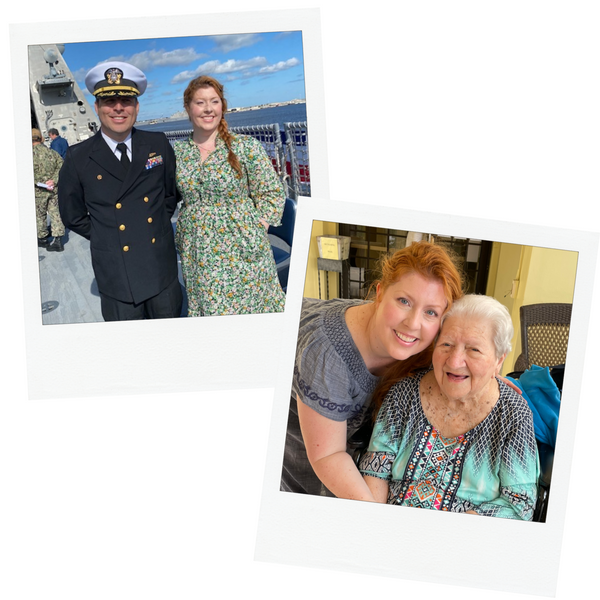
{"left": 174, "top": 134, "right": 286, "bottom": 316}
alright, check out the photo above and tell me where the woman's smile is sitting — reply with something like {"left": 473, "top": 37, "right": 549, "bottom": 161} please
{"left": 393, "top": 330, "right": 419, "bottom": 345}
{"left": 433, "top": 314, "right": 505, "bottom": 402}
{"left": 187, "top": 86, "right": 223, "bottom": 136}
{"left": 444, "top": 371, "right": 469, "bottom": 383}
{"left": 370, "top": 271, "right": 447, "bottom": 365}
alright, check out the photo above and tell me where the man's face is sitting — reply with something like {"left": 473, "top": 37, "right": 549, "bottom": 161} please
{"left": 94, "top": 95, "right": 139, "bottom": 142}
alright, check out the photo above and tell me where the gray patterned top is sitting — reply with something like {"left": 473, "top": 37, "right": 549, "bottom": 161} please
{"left": 291, "top": 297, "right": 381, "bottom": 435}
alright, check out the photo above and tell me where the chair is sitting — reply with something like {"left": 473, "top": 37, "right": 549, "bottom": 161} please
{"left": 534, "top": 441, "right": 553, "bottom": 522}
{"left": 513, "top": 303, "right": 572, "bottom": 372}
{"left": 506, "top": 365, "right": 564, "bottom": 523}
{"left": 268, "top": 197, "right": 297, "bottom": 292}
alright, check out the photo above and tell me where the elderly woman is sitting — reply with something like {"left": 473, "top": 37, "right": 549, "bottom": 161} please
{"left": 360, "top": 294, "right": 540, "bottom": 520}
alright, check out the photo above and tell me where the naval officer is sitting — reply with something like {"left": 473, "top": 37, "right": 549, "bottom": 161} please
{"left": 58, "top": 61, "right": 182, "bottom": 321}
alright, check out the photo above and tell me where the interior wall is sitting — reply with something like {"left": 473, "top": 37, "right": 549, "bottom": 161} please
{"left": 487, "top": 243, "right": 578, "bottom": 375}
{"left": 302, "top": 220, "right": 339, "bottom": 299}
{"left": 301, "top": 228, "right": 578, "bottom": 377}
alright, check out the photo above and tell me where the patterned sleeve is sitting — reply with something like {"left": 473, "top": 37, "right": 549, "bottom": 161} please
{"left": 359, "top": 383, "right": 407, "bottom": 481}
{"left": 291, "top": 299, "right": 357, "bottom": 422}
{"left": 238, "top": 135, "right": 285, "bottom": 226}
{"left": 33, "top": 145, "right": 63, "bottom": 184}
{"left": 475, "top": 395, "right": 540, "bottom": 521}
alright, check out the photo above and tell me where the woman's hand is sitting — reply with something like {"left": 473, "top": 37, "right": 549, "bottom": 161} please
{"left": 499, "top": 375, "right": 522, "bottom": 395}
{"left": 259, "top": 218, "right": 269, "bottom": 230}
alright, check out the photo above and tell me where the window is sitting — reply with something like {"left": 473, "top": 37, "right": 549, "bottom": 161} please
{"left": 337, "top": 224, "right": 493, "bottom": 299}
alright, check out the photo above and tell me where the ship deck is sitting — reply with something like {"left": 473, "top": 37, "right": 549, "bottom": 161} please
{"left": 37, "top": 212, "right": 285, "bottom": 324}
{"left": 37, "top": 216, "right": 185, "bottom": 325}
{"left": 38, "top": 228, "right": 103, "bottom": 324}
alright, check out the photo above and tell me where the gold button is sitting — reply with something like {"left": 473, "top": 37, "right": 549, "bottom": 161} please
{"left": 152, "top": 238, "right": 156, "bottom": 244}
{"left": 116, "top": 203, "right": 122, "bottom": 209}
{"left": 123, "top": 246, "right": 129, "bottom": 252}
{"left": 97, "top": 175, "right": 102, "bottom": 180}
{"left": 147, "top": 217, "right": 153, "bottom": 223}
{"left": 119, "top": 224, "right": 125, "bottom": 231}
{"left": 144, "top": 197, "right": 149, "bottom": 202}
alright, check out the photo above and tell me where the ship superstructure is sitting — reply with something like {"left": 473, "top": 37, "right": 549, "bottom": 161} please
{"left": 29, "top": 44, "right": 98, "bottom": 145}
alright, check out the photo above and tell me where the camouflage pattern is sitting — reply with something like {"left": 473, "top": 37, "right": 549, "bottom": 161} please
{"left": 33, "top": 143, "right": 65, "bottom": 238}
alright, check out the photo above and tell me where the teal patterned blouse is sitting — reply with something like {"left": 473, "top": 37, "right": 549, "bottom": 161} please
{"left": 360, "top": 370, "right": 540, "bottom": 520}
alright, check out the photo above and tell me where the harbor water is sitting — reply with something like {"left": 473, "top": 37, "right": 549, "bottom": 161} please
{"left": 138, "top": 102, "right": 307, "bottom": 133}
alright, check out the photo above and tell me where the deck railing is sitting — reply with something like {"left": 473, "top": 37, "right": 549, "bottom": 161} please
{"left": 283, "top": 122, "right": 311, "bottom": 198}
{"left": 165, "top": 122, "right": 310, "bottom": 199}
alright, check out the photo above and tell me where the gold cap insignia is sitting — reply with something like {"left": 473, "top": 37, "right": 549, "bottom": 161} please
{"left": 105, "top": 68, "right": 124, "bottom": 86}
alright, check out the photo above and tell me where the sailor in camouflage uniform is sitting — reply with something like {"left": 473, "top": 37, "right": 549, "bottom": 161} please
{"left": 32, "top": 128, "right": 65, "bottom": 251}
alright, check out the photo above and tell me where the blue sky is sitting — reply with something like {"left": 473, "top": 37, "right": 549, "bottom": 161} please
{"left": 62, "top": 31, "right": 305, "bottom": 121}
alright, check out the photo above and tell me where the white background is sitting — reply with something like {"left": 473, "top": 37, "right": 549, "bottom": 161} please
{"left": 3, "top": 2, "right": 600, "bottom": 599}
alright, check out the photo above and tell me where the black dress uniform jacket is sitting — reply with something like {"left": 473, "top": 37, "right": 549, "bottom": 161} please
{"left": 59, "top": 128, "right": 180, "bottom": 304}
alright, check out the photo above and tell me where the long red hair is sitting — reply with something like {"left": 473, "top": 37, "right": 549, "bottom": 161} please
{"left": 183, "top": 75, "right": 243, "bottom": 178}
{"left": 368, "top": 240, "right": 464, "bottom": 416}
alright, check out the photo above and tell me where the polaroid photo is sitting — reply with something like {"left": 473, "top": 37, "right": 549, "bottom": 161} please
{"left": 256, "top": 195, "right": 599, "bottom": 597}
{"left": 10, "top": 8, "right": 327, "bottom": 400}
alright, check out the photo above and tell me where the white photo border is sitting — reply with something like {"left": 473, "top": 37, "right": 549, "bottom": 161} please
{"left": 255, "top": 195, "right": 599, "bottom": 597}
{"left": 10, "top": 9, "right": 328, "bottom": 400}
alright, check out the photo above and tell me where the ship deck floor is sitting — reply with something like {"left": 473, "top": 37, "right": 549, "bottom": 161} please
{"left": 37, "top": 217, "right": 186, "bottom": 325}
{"left": 38, "top": 229, "right": 104, "bottom": 325}
{"left": 36, "top": 218, "right": 284, "bottom": 325}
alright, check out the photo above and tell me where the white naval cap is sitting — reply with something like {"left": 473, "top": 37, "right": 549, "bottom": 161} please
{"left": 85, "top": 61, "right": 147, "bottom": 98}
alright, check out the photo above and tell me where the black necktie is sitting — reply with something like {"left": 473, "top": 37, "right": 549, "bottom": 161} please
{"left": 117, "top": 142, "right": 130, "bottom": 169}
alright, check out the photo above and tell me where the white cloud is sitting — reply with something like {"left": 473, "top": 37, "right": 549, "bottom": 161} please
{"left": 210, "top": 33, "right": 262, "bottom": 53}
{"left": 214, "top": 57, "right": 268, "bottom": 73}
{"left": 102, "top": 48, "right": 206, "bottom": 71}
{"left": 171, "top": 57, "right": 269, "bottom": 83}
{"left": 258, "top": 58, "right": 300, "bottom": 74}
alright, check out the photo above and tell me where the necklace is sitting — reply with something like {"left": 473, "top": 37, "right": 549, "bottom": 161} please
{"left": 193, "top": 139, "right": 215, "bottom": 153}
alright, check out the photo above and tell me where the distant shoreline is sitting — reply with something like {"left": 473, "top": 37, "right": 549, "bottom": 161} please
{"left": 138, "top": 98, "right": 306, "bottom": 126}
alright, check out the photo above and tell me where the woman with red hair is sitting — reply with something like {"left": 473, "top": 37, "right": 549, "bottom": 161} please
{"left": 281, "top": 240, "right": 466, "bottom": 500}
{"left": 174, "top": 76, "right": 286, "bottom": 316}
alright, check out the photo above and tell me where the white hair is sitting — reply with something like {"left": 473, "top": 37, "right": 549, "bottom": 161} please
{"left": 440, "top": 294, "right": 514, "bottom": 358}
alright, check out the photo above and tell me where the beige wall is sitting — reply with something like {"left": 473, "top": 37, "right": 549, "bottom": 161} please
{"left": 301, "top": 224, "right": 578, "bottom": 377}
{"left": 487, "top": 243, "right": 578, "bottom": 375}
{"left": 302, "top": 220, "right": 339, "bottom": 299}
